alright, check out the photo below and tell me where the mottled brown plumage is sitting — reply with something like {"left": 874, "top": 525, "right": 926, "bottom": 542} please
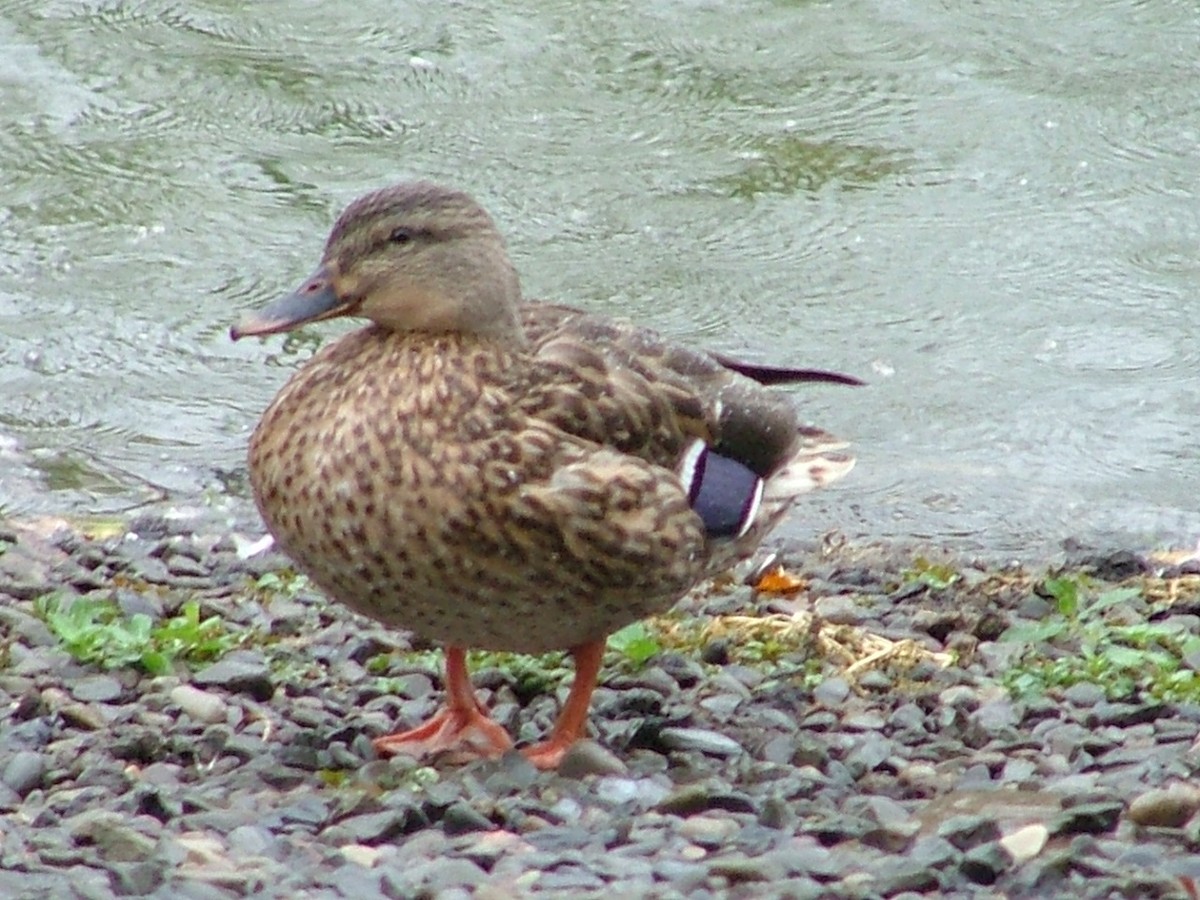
{"left": 233, "top": 181, "right": 857, "bottom": 768}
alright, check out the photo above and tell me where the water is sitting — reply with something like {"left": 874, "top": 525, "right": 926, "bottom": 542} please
{"left": 1, "top": 0, "right": 1198, "bottom": 557}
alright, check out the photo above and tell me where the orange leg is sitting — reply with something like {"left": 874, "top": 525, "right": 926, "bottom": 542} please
{"left": 372, "top": 646, "right": 514, "bottom": 762}
{"left": 522, "top": 639, "right": 605, "bottom": 770}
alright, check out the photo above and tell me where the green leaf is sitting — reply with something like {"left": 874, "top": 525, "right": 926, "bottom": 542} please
{"left": 608, "top": 622, "right": 661, "bottom": 667}
{"left": 1042, "top": 577, "right": 1080, "bottom": 618}
{"left": 1100, "top": 644, "right": 1156, "bottom": 670}
{"left": 1086, "top": 587, "right": 1143, "bottom": 618}
{"left": 999, "top": 620, "right": 1068, "bottom": 644}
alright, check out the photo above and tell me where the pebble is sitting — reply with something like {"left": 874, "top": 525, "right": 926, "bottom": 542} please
{"left": 66, "top": 810, "right": 158, "bottom": 862}
{"left": 1000, "top": 823, "right": 1049, "bottom": 862}
{"left": 170, "top": 685, "right": 229, "bottom": 724}
{"left": 960, "top": 840, "right": 1012, "bottom": 884}
{"left": 1062, "top": 682, "right": 1106, "bottom": 707}
{"left": 812, "top": 676, "right": 851, "bottom": 706}
{"left": 1127, "top": 784, "right": 1200, "bottom": 828}
{"left": 558, "top": 740, "right": 627, "bottom": 778}
{"left": 657, "top": 727, "right": 745, "bottom": 757}
{"left": 2, "top": 750, "right": 46, "bottom": 797}
{"left": 192, "top": 652, "right": 274, "bottom": 701}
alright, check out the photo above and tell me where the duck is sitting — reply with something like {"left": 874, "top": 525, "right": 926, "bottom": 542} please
{"left": 231, "top": 181, "right": 859, "bottom": 769}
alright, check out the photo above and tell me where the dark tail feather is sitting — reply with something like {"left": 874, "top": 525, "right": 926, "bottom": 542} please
{"left": 712, "top": 354, "right": 866, "bottom": 387}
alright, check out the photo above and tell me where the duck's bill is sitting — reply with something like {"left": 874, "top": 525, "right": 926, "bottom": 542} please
{"left": 230, "top": 265, "right": 350, "bottom": 340}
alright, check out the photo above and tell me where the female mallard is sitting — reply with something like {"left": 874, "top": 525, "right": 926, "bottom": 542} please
{"left": 232, "top": 182, "right": 859, "bottom": 769}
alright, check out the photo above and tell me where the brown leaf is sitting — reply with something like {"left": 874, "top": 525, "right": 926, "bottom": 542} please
{"left": 753, "top": 566, "right": 806, "bottom": 595}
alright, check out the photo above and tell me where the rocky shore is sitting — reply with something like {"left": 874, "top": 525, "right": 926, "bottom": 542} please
{"left": 1, "top": 507, "right": 1199, "bottom": 899}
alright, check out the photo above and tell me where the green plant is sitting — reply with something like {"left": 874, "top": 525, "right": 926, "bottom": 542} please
{"left": 901, "top": 556, "right": 960, "bottom": 591}
{"left": 607, "top": 621, "right": 661, "bottom": 668}
{"left": 34, "top": 593, "right": 246, "bottom": 676}
{"left": 1000, "top": 576, "right": 1200, "bottom": 703}
{"left": 253, "top": 570, "right": 312, "bottom": 600}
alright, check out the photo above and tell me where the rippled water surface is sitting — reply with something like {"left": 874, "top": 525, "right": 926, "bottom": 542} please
{"left": 2, "top": 0, "right": 1198, "bottom": 555}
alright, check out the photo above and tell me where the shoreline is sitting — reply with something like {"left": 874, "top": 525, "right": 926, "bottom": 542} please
{"left": 1, "top": 506, "right": 1199, "bottom": 898}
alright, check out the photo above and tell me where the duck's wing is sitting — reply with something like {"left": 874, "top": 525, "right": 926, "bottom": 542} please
{"left": 518, "top": 302, "right": 856, "bottom": 477}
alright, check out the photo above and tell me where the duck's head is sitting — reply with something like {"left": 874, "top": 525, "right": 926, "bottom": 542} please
{"left": 231, "top": 181, "right": 524, "bottom": 341}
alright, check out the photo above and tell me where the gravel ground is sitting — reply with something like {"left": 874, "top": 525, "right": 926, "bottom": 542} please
{"left": 2, "top": 507, "right": 1200, "bottom": 899}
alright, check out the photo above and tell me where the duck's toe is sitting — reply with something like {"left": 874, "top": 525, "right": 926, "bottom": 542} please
{"left": 372, "top": 645, "right": 514, "bottom": 763}
{"left": 372, "top": 705, "right": 514, "bottom": 762}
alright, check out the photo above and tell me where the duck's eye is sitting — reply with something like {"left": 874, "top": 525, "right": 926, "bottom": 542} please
{"left": 389, "top": 227, "right": 413, "bottom": 245}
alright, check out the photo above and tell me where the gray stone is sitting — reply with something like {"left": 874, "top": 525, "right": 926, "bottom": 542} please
{"left": 442, "top": 801, "right": 493, "bottom": 836}
{"left": 1091, "top": 701, "right": 1167, "bottom": 728}
{"left": 845, "top": 733, "right": 892, "bottom": 775}
{"left": 862, "top": 795, "right": 913, "bottom": 828}
{"left": 812, "top": 676, "right": 851, "bottom": 706}
{"left": 871, "top": 859, "right": 940, "bottom": 895}
{"left": 908, "top": 835, "right": 959, "bottom": 869}
{"left": 110, "top": 859, "right": 167, "bottom": 895}
{"left": 1062, "top": 682, "right": 1105, "bottom": 707}
{"left": 66, "top": 810, "right": 158, "bottom": 862}
{"left": 70, "top": 675, "right": 124, "bottom": 704}
{"left": 557, "top": 739, "right": 626, "bottom": 778}
{"left": 1051, "top": 801, "right": 1123, "bottom": 836}
{"left": 166, "top": 555, "right": 210, "bottom": 578}
{"left": 937, "top": 814, "right": 1001, "bottom": 850}
{"left": 888, "top": 702, "right": 928, "bottom": 734}
{"left": 969, "top": 699, "right": 1019, "bottom": 735}
{"left": 814, "top": 595, "right": 865, "bottom": 625}
{"left": 841, "top": 710, "right": 887, "bottom": 731}
{"left": 960, "top": 841, "right": 1012, "bottom": 884}
{"left": 381, "top": 857, "right": 489, "bottom": 893}
{"left": 707, "top": 851, "right": 785, "bottom": 883}
{"left": 658, "top": 727, "right": 744, "bottom": 757}
{"left": 59, "top": 703, "right": 109, "bottom": 731}
{"left": 192, "top": 652, "right": 274, "bottom": 701}
{"left": 2, "top": 750, "right": 46, "bottom": 796}
{"left": 323, "top": 810, "right": 409, "bottom": 845}
{"left": 655, "top": 783, "right": 756, "bottom": 816}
